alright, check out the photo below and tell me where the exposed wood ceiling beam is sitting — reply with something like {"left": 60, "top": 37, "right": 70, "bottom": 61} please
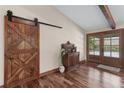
{"left": 99, "top": 5, "right": 116, "bottom": 29}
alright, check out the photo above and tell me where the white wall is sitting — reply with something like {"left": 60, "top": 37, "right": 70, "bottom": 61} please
{"left": 0, "top": 5, "right": 85, "bottom": 86}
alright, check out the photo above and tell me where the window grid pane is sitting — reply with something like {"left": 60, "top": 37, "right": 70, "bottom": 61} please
{"left": 88, "top": 36, "right": 100, "bottom": 56}
{"left": 103, "top": 35, "right": 119, "bottom": 58}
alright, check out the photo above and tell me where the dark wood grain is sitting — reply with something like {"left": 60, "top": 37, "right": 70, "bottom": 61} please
{"left": 61, "top": 41, "right": 79, "bottom": 71}
{"left": 5, "top": 63, "right": 124, "bottom": 88}
{"left": 99, "top": 5, "right": 116, "bottom": 29}
{"left": 1, "top": 62, "right": 124, "bottom": 88}
{"left": 4, "top": 16, "right": 40, "bottom": 87}
{"left": 40, "top": 68, "right": 59, "bottom": 77}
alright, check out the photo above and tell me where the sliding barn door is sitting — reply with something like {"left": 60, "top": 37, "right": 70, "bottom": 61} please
{"left": 4, "top": 16, "right": 39, "bottom": 87}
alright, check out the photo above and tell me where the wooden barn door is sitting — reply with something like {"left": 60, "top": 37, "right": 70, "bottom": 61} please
{"left": 4, "top": 16, "right": 39, "bottom": 87}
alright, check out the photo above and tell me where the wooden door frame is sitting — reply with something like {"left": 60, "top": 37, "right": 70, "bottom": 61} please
{"left": 86, "top": 33, "right": 102, "bottom": 63}
{"left": 101, "top": 30, "right": 121, "bottom": 67}
{"left": 4, "top": 16, "right": 40, "bottom": 87}
{"left": 86, "top": 28, "right": 124, "bottom": 68}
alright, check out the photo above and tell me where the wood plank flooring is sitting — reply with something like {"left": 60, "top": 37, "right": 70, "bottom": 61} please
{"left": 16, "top": 63, "right": 124, "bottom": 88}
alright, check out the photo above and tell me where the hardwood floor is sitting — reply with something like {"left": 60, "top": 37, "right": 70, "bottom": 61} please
{"left": 14, "top": 63, "right": 124, "bottom": 88}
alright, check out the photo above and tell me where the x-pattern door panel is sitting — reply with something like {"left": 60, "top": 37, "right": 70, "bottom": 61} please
{"left": 4, "top": 16, "right": 39, "bottom": 87}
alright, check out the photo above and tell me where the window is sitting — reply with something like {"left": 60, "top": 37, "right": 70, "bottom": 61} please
{"left": 89, "top": 36, "right": 100, "bottom": 56}
{"left": 103, "top": 35, "right": 119, "bottom": 58}
{"left": 87, "top": 32, "right": 121, "bottom": 67}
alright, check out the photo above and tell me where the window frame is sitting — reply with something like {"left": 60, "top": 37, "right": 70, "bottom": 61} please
{"left": 103, "top": 35, "right": 120, "bottom": 58}
{"left": 88, "top": 36, "right": 100, "bottom": 56}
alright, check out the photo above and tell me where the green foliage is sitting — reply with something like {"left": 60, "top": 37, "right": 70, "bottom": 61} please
{"left": 89, "top": 37, "right": 119, "bottom": 52}
{"left": 89, "top": 37, "right": 99, "bottom": 51}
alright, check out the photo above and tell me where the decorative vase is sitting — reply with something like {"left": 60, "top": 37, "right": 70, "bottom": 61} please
{"left": 59, "top": 66, "right": 65, "bottom": 73}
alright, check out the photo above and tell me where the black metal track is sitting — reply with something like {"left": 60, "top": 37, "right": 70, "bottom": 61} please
{"left": 7, "top": 10, "right": 63, "bottom": 29}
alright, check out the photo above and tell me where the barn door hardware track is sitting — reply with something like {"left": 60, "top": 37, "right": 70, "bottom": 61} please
{"left": 7, "top": 10, "right": 63, "bottom": 29}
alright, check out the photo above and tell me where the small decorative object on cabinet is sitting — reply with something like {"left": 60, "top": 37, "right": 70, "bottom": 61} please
{"left": 61, "top": 41, "right": 80, "bottom": 71}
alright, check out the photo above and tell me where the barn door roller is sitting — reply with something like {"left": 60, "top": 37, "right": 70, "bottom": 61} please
{"left": 7, "top": 10, "right": 63, "bottom": 29}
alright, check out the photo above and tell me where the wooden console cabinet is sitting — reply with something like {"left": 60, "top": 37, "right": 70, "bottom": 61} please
{"left": 61, "top": 41, "right": 79, "bottom": 71}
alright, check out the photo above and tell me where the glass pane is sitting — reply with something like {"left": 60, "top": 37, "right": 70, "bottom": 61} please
{"left": 94, "top": 45, "right": 100, "bottom": 55}
{"left": 89, "top": 50, "right": 94, "bottom": 55}
{"left": 111, "top": 36, "right": 119, "bottom": 45}
{"left": 104, "top": 37, "right": 111, "bottom": 57}
{"left": 103, "top": 35, "right": 120, "bottom": 58}
{"left": 104, "top": 37, "right": 111, "bottom": 40}
{"left": 88, "top": 36, "right": 100, "bottom": 55}
{"left": 89, "top": 37, "right": 94, "bottom": 49}
{"left": 111, "top": 46, "right": 119, "bottom": 58}
{"left": 104, "top": 39, "right": 110, "bottom": 45}
{"left": 104, "top": 51, "right": 111, "bottom": 57}
{"left": 95, "top": 40, "right": 100, "bottom": 45}
{"left": 94, "top": 51, "right": 100, "bottom": 55}
{"left": 112, "top": 52, "right": 119, "bottom": 58}
{"left": 111, "top": 39, "right": 119, "bottom": 45}
{"left": 89, "top": 36, "right": 94, "bottom": 41}
{"left": 104, "top": 45, "right": 111, "bottom": 57}
{"left": 112, "top": 45, "right": 119, "bottom": 52}
{"left": 111, "top": 36, "right": 119, "bottom": 40}
{"left": 94, "top": 37, "right": 100, "bottom": 41}
{"left": 89, "top": 44, "right": 94, "bottom": 50}
{"left": 89, "top": 37, "right": 94, "bottom": 55}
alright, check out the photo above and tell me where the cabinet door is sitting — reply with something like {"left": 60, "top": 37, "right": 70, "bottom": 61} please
{"left": 74, "top": 53, "right": 79, "bottom": 65}
{"left": 68, "top": 53, "right": 74, "bottom": 66}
